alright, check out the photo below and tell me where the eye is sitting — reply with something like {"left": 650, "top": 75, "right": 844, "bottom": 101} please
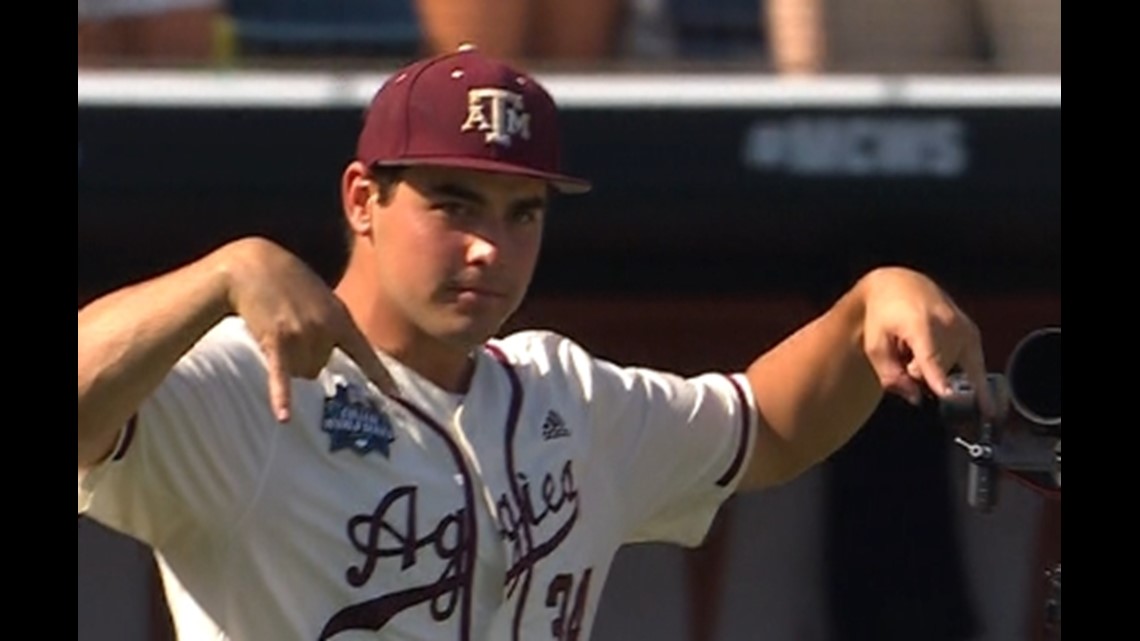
{"left": 511, "top": 207, "right": 543, "bottom": 225}
{"left": 435, "top": 201, "right": 474, "bottom": 218}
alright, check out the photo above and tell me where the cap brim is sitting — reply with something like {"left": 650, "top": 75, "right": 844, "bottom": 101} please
{"left": 371, "top": 156, "right": 591, "bottom": 194}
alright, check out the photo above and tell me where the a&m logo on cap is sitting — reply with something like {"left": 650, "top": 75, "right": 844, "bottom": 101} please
{"left": 321, "top": 381, "right": 396, "bottom": 458}
{"left": 460, "top": 88, "right": 532, "bottom": 147}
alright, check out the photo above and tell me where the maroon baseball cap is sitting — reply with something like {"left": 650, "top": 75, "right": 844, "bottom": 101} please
{"left": 356, "top": 45, "right": 591, "bottom": 194}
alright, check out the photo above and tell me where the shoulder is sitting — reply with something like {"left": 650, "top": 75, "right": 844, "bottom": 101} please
{"left": 484, "top": 329, "right": 645, "bottom": 402}
{"left": 486, "top": 329, "right": 599, "bottom": 375}
{"left": 192, "top": 315, "right": 259, "bottom": 355}
{"left": 176, "top": 316, "right": 265, "bottom": 377}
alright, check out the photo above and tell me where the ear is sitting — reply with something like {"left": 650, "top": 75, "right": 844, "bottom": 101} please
{"left": 341, "top": 161, "right": 375, "bottom": 234}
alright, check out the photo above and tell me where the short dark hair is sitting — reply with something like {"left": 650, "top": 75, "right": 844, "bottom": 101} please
{"left": 341, "top": 165, "right": 406, "bottom": 254}
{"left": 366, "top": 165, "right": 406, "bottom": 201}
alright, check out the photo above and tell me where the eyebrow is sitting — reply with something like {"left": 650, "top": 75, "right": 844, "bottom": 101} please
{"left": 427, "top": 182, "right": 547, "bottom": 211}
{"left": 427, "top": 182, "right": 487, "bottom": 205}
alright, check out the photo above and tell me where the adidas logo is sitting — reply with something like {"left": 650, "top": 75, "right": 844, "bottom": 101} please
{"left": 540, "top": 409, "right": 570, "bottom": 440}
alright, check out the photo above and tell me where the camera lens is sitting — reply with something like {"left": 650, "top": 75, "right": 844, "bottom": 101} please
{"left": 1007, "top": 327, "right": 1062, "bottom": 431}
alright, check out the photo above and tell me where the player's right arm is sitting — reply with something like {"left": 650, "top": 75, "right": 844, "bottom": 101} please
{"left": 78, "top": 236, "right": 396, "bottom": 471}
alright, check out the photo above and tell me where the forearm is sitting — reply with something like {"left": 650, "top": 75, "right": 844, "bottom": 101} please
{"left": 741, "top": 277, "right": 882, "bottom": 489}
{"left": 78, "top": 246, "right": 234, "bottom": 469}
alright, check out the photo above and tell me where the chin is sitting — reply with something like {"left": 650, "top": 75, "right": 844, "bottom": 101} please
{"left": 434, "top": 319, "right": 502, "bottom": 350}
{"left": 421, "top": 302, "right": 514, "bottom": 347}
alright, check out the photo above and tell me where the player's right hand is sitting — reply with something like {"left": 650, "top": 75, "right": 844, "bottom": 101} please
{"left": 218, "top": 237, "right": 399, "bottom": 422}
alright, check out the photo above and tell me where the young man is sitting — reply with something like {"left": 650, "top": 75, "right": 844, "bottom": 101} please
{"left": 78, "top": 45, "right": 992, "bottom": 640}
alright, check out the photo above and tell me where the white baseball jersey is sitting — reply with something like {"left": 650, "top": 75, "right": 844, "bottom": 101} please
{"left": 79, "top": 316, "right": 758, "bottom": 640}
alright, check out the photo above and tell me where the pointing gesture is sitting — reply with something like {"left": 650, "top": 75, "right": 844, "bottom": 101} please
{"left": 860, "top": 267, "right": 995, "bottom": 418}
{"left": 222, "top": 237, "right": 399, "bottom": 422}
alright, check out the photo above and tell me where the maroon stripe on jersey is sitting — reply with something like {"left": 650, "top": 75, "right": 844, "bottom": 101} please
{"left": 715, "top": 376, "right": 753, "bottom": 488}
{"left": 111, "top": 414, "right": 138, "bottom": 461}
{"left": 483, "top": 344, "right": 533, "bottom": 641}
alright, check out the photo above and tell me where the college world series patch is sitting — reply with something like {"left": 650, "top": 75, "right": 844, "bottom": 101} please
{"left": 321, "top": 381, "right": 396, "bottom": 458}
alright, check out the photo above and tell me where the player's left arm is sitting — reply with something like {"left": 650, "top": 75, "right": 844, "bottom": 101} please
{"left": 737, "top": 266, "right": 992, "bottom": 491}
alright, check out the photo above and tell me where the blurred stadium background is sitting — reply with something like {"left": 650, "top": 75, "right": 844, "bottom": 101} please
{"left": 78, "top": 1, "right": 1061, "bottom": 639}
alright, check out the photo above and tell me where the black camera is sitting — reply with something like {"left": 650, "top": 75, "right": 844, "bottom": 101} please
{"left": 939, "top": 327, "right": 1062, "bottom": 638}
{"left": 940, "top": 327, "right": 1061, "bottom": 435}
{"left": 939, "top": 327, "right": 1062, "bottom": 511}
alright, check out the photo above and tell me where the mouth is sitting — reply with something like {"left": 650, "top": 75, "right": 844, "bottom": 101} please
{"left": 446, "top": 285, "right": 509, "bottom": 301}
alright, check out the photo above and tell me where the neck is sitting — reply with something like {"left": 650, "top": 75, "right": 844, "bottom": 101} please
{"left": 383, "top": 338, "right": 476, "bottom": 395}
{"left": 334, "top": 260, "right": 475, "bottom": 394}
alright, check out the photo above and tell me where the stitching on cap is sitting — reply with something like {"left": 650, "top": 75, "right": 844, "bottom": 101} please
{"left": 400, "top": 58, "right": 445, "bottom": 157}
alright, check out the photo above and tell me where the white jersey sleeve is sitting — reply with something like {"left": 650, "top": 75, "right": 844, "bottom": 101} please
{"left": 498, "top": 331, "right": 758, "bottom": 548}
{"left": 78, "top": 317, "right": 279, "bottom": 550}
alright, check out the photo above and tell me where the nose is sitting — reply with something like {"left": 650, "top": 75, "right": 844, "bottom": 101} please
{"left": 465, "top": 229, "right": 501, "bottom": 267}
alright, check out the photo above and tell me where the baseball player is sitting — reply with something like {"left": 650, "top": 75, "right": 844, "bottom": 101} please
{"left": 78, "top": 45, "right": 993, "bottom": 640}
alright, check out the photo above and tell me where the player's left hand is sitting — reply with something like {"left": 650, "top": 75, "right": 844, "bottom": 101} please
{"left": 857, "top": 267, "right": 995, "bottom": 417}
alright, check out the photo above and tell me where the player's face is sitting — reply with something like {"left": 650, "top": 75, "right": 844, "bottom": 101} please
{"left": 371, "top": 165, "right": 547, "bottom": 350}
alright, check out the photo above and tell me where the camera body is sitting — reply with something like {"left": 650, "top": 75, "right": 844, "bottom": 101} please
{"left": 939, "top": 327, "right": 1062, "bottom": 637}
{"left": 939, "top": 327, "right": 1062, "bottom": 510}
{"left": 941, "top": 326, "right": 1062, "bottom": 436}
